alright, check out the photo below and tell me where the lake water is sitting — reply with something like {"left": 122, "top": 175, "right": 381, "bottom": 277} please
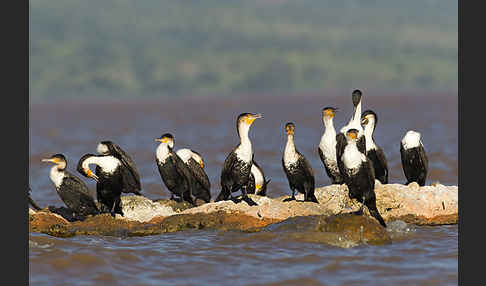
{"left": 29, "top": 91, "right": 458, "bottom": 285}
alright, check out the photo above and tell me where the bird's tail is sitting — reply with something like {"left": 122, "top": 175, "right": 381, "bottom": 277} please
{"left": 28, "top": 195, "right": 42, "bottom": 211}
{"left": 368, "top": 205, "right": 387, "bottom": 228}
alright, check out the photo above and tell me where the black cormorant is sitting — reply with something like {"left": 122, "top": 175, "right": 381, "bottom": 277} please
{"left": 215, "top": 113, "right": 262, "bottom": 206}
{"left": 96, "top": 141, "right": 142, "bottom": 196}
{"left": 361, "top": 110, "right": 389, "bottom": 184}
{"left": 340, "top": 129, "right": 387, "bottom": 228}
{"left": 176, "top": 148, "right": 211, "bottom": 203}
{"left": 400, "top": 130, "right": 428, "bottom": 186}
{"left": 282, "top": 122, "right": 318, "bottom": 203}
{"left": 155, "top": 134, "right": 195, "bottom": 205}
{"left": 247, "top": 160, "right": 271, "bottom": 196}
{"left": 318, "top": 106, "right": 344, "bottom": 184}
{"left": 77, "top": 153, "right": 124, "bottom": 217}
{"left": 42, "top": 154, "right": 100, "bottom": 217}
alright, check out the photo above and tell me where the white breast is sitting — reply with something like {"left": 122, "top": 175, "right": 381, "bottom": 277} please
{"left": 283, "top": 140, "right": 299, "bottom": 168}
{"left": 156, "top": 144, "right": 171, "bottom": 164}
{"left": 342, "top": 144, "right": 367, "bottom": 170}
{"left": 319, "top": 129, "right": 337, "bottom": 160}
{"left": 402, "top": 130, "right": 422, "bottom": 150}
{"left": 251, "top": 164, "right": 264, "bottom": 186}
{"left": 235, "top": 142, "right": 253, "bottom": 162}
{"left": 49, "top": 167, "right": 65, "bottom": 189}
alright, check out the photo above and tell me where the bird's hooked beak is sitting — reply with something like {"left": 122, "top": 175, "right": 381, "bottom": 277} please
{"left": 86, "top": 169, "right": 99, "bottom": 182}
{"left": 155, "top": 138, "right": 168, "bottom": 143}
{"left": 41, "top": 158, "right": 57, "bottom": 164}
{"left": 245, "top": 113, "right": 263, "bottom": 125}
{"left": 324, "top": 108, "right": 338, "bottom": 118}
{"left": 361, "top": 117, "right": 369, "bottom": 125}
{"left": 347, "top": 131, "right": 358, "bottom": 140}
{"left": 286, "top": 125, "right": 295, "bottom": 135}
{"left": 199, "top": 161, "right": 205, "bottom": 169}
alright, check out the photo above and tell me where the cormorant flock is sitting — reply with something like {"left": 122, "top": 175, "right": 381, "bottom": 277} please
{"left": 35, "top": 90, "right": 429, "bottom": 228}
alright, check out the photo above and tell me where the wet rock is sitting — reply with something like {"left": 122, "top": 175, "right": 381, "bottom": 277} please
{"left": 265, "top": 214, "right": 391, "bottom": 248}
{"left": 120, "top": 196, "right": 178, "bottom": 222}
{"left": 29, "top": 183, "right": 458, "bottom": 238}
{"left": 295, "top": 183, "right": 458, "bottom": 225}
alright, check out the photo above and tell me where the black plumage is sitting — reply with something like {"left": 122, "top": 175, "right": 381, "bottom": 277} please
{"left": 97, "top": 141, "right": 142, "bottom": 196}
{"left": 177, "top": 148, "right": 211, "bottom": 203}
{"left": 339, "top": 129, "right": 387, "bottom": 228}
{"left": 400, "top": 131, "right": 428, "bottom": 186}
{"left": 361, "top": 110, "right": 388, "bottom": 184}
{"left": 42, "top": 154, "right": 100, "bottom": 217}
{"left": 28, "top": 186, "right": 42, "bottom": 211}
{"left": 282, "top": 122, "right": 318, "bottom": 203}
{"left": 155, "top": 134, "right": 195, "bottom": 205}
{"left": 77, "top": 154, "right": 124, "bottom": 217}
{"left": 215, "top": 113, "right": 262, "bottom": 206}
{"left": 246, "top": 160, "right": 271, "bottom": 196}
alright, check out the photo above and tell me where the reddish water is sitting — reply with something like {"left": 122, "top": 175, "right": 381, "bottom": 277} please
{"left": 29, "top": 92, "right": 458, "bottom": 285}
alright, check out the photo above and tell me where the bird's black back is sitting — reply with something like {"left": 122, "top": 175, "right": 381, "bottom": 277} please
{"left": 400, "top": 143, "right": 428, "bottom": 186}
{"left": 106, "top": 142, "right": 142, "bottom": 194}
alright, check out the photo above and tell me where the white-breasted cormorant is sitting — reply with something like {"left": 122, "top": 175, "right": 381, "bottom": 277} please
{"left": 361, "top": 110, "right": 389, "bottom": 184}
{"left": 318, "top": 106, "right": 344, "bottom": 185}
{"left": 400, "top": 130, "right": 428, "bottom": 186}
{"left": 215, "top": 113, "right": 262, "bottom": 206}
{"left": 247, "top": 160, "right": 271, "bottom": 196}
{"left": 42, "top": 154, "right": 100, "bottom": 217}
{"left": 96, "top": 141, "right": 142, "bottom": 196}
{"left": 340, "top": 129, "right": 386, "bottom": 228}
{"left": 176, "top": 148, "right": 211, "bottom": 203}
{"left": 282, "top": 122, "right": 318, "bottom": 203}
{"left": 337, "top": 89, "right": 367, "bottom": 178}
{"left": 77, "top": 153, "right": 124, "bottom": 217}
{"left": 155, "top": 134, "right": 195, "bottom": 205}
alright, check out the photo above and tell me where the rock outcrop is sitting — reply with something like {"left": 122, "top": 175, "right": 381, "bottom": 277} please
{"left": 29, "top": 182, "right": 458, "bottom": 246}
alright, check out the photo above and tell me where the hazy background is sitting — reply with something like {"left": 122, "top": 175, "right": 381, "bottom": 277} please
{"left": 29, "top": 0, "right": 457, "bottom": 100}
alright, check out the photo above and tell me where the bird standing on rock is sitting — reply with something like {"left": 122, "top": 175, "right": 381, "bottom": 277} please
{"left": 339, "top": 129, "right": 387, "bottom": 227}
{"left": 318, "top": 106, "right": 344, "bottom": 185}
{"left": 155, "top": 134, "right": 196, "bottom": 205}
{"left": 42, "top": 154, "right": 100, "bottom": 217}
{"left": 96, "top": 141, "right": 143, "bottom": 196}
{"left": 282, "top": 122, "right": 318, "bottom": 203}
{"left": 176, "top": 148, "right": 211, "bottom": 204}
{"left": 337, "top": 90, "right": 367, "bottom": 178}
{"left": 215, "top": 113, "right": 263, "bottom": 206}
{"left": 77, "top": 153, "right": 125, "bottom": 217}
{"left": 400, "top": 130, "right": 428, "bottom": 186}
{"left": 361, "top": 110, "right": 388, "bottom": 184}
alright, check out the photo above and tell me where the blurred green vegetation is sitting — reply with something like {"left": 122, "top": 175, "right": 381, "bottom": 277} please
{"left": 29, "top": 0, "right": 457, "bottom": 98}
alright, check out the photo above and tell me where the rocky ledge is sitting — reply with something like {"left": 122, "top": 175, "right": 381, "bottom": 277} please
{"left": 29, "top": 182, "right": 458, "bottom": 247}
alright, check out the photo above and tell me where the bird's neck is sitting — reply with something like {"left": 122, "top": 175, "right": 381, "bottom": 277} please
{"left": 83, "top": 155, "right": 119, "bottom": 173}
{"left": 363, "top": 121, "right": 376, "bottom": 151}
{"left": 285, "top": 134, "right": 296, "bottom": 154}
{"left": 238, "top": 123, "right": 252, "bottom": 148}
{"left": 49, "top": 165, "right": 65, "bottom": 188}
{"left": 349, "top": 101, "right": 362, "bottom": 125}
{"left": 156, "top": 143, "right": 171, "bottom": 162}
{"left": 322, "top": 118, "right": 336, "bottom": 138}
